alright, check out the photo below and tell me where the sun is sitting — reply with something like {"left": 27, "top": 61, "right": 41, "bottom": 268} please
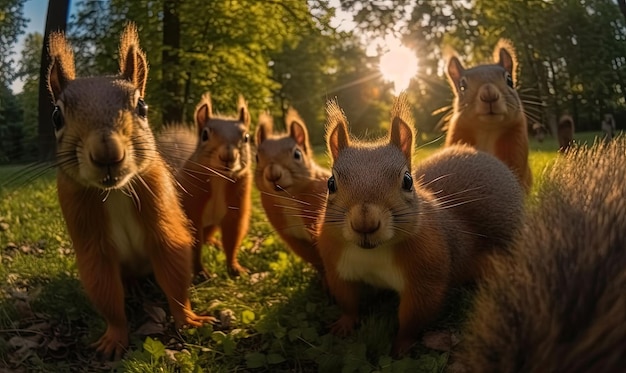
{"left": 378, "top": 38, "right": 418, "bottom": 95}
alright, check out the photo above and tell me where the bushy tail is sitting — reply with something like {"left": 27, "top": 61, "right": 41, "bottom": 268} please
{"left": 156, "top": 125, "right": 198, "bottom": 171}
{"left": 455, "top": 136, "right": 626, "bottom": 373}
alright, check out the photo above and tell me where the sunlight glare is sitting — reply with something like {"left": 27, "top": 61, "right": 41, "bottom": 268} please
{"left": 378, "top": 38, "right": 418, "bottom": 95}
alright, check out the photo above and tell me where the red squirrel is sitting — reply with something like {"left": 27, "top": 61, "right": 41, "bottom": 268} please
{"left": 173, "top": 94, "right": 252, "bottom": 278}
{"left": 46, "top": 24, "right": 213, "bottom": 359}
{"left": 254, "top": 108, "right": 330, "bottom": 274}
{"left": 455, "top": 137, "right": 626, "bottom": 372}
{"left": 317, "top": 96, "right": 524, "bottom": 357}
{"left": 445, "top": 39, "right": 532, "bottom": 193}
{"left": 557, "top": 114, "right": 575, "bottom": 152}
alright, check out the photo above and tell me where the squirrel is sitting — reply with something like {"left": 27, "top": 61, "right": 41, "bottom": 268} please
{"left": 317, "top": 96, "right": 524, "bottom": 357}
{"left": 557, "top": 114, "right": 575, "bottom": 152}
{"left": 445, "top": 39, "right": 532, "bottom": 193}
{"left": 169, "top": 93, "right": 252, "bottom": 278}
{"left": 46, "top": 24, "right": 214, "bottom": 359}
{"left": 254, "top": 108, "right": 330, "bottom": 275}
{"left": 454, "top": 137, "right": 626, "bottom": 373}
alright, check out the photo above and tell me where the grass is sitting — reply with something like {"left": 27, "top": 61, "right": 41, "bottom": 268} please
{"left": 0, "top": 131, "right": 607, "bottom": 372}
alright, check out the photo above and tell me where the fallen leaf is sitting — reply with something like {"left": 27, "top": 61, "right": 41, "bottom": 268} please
{"left": 220, "top": 309, "right": 236, "bottom": 328}
{"left": 143, "top": 304, "right": 167, "bottom": 323}
{"left": 135, "top": 320, "right": 167, "bottom": 336}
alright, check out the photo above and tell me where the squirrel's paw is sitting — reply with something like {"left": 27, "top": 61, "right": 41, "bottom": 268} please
{"left": 92, "top": 325, "right": 129, "bottom": 360}
{"left": 329, "top": 314, "right": 358, "bottom": 337}
{"left": 181, "top": 309, "right": 217, "bottom": 328}
{"left": 227, "top": 263, "right": 250, "bottom": 278}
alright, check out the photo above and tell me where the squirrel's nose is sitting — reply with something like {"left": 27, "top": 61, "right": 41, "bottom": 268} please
{"left": 479, "top": 84, "right": 500, "bottom": 103}
{"left": 350, "top": 204, "right": 381, "bottom": 234}
{"left": 265, "top": 164, "right": 282, "bottom": 182}
{"left": 90, "top": 136, "right": 125, "bottom": 167}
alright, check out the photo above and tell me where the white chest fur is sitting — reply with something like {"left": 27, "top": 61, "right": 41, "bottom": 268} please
{"left": 336, "top": 243, "right": 405, "bottom": 293}
{"left": 105, "top": 191, "right": 147, "bottom": 267}
{"left": 202, "top": 178, "right": 227, "bottom": 227}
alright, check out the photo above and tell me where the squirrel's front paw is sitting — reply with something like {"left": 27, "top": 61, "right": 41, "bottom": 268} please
{"left": 227, "top": 263, "right": 250, "bottom": 278}
{"left": 92, "top": 324, "right": 129, "bottom": 360}
{"left": 329, "top": 314, "right": 358, "bottom": 337}
{"left": 181, "top": 309, "right": 217, "bottom": 328}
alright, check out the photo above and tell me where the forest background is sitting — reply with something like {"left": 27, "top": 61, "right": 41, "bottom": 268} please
{"left": 1, "top": 0, "right": 626, "bottom": 163}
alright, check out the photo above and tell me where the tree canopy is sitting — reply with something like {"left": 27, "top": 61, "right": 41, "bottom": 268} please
{"left": 1, "top": 0, "right": 625, "bottom": 162}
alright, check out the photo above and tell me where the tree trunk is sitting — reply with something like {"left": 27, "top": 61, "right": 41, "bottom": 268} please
{"left": 162, "top": 0, "right": 183, "bottom": 125}
{"left": 38, "top": 0, "right": 70, "bottom": 162}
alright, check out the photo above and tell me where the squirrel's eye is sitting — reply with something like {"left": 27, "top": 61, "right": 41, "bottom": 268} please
{"left": 52, "top": 105, "right": 64, "bottom": 132}
{"left": 402, "top": 171, "right": 413, "bottom": 191}
{"left": 327, "top": 175, "right": 337, "bottom": 194}
{"left": 243, "top": 133, "right": 250, "bottom": 143}
{"left": 505, "top": 72, "right": 514, "bottom": 88}
{"left": 201, "top": 128, "right": 210, "bottom": 142}
{"left": 459, "top": 77, "right": 467, "bottom": 93}
{"left": 255, "top": 154, "right": 259, "bottom": 163}
{"left": 294, "top": 149, "right": 302, "bottom": 161}
{"left": 136, "top": 98, "right": 148, "bottom": 118}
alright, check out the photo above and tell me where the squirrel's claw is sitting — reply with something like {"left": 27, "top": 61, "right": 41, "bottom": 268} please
{"left": 329, "top": 314, "right": 358, "bottom": 337}
{"left": 92, "top": 325, "right": 128, "bottom": 360}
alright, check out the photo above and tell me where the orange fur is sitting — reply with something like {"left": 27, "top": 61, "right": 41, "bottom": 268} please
{"left": 445, "top": 39, "right": 532, "bottom": 193}
{"left": 47, "top": 24, "right": 213, "bottom": 360}
{"left": 317, "top": 96, "right": 524, "bottom": 356}
{"left": 174, "top": 93, "right": 252, "bottom": 278}
{"left": 254, "top": 108, "right": 330, "bottom": 273}
{"left": 557, "top": 114, "right": 575, "bottom": 152}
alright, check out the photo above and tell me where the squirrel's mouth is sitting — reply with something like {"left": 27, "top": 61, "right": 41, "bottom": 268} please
{"left": 357, "top": 238, "right": 378, "bottom": 250}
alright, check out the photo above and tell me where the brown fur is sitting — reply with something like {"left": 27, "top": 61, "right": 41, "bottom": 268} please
{"left": 156, "top": 124, "right": 198, "bottom": 170}
{"left": 47, "top": 23, "right": 213, "bottom": 360}
{"left": 317, "top": 96, "right": 524, "bottom": 357}
{"left": 455, "top": 137, "right": 626, "bottom": 372}
{"left": 445, "top": 39, "right": 531, "bottom": 193}
{"left": 557, "top": 114, "right": 575, "bottom": 152}
{"left": 254, "top": 108, "right": 330, "bottom": 273}
{"left": 174, "top": 93, "right": 252, "bottom": 277}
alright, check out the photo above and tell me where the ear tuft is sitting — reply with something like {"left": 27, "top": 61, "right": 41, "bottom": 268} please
{"left": 47, "top": 31, "right": 76, "bottom": 100}
{"left": 238, "top": 95, "right": 250, "bottom": 127}
{"left": 195, "top": 93, "right": 213, "bottom": 134}
{"left": 119, "top": 22, "right": 149, "bottom": 96}
{"left": 493, "top": 39, "right": 518, "bottom": 82}
{"left": 389, "top": 93, "right": 415, "bottom": 167}
{"left": 286, "top": 107, "right": 310, "bottom": 153}
{"left": 325, "top": 100, "right": 350, "bottom": 161}
{"left": 446, "top": 55, "right": 465, "bottom": 94}
{"left": 255, "top": 111, "right": 273, "bottom": 145}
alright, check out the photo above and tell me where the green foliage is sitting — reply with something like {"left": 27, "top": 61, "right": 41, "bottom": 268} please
{"left": 0, "top": 0, "right": 28, "bottom": 86}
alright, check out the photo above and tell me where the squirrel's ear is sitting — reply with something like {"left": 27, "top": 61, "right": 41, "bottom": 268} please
{"left": 195, "top": 93, "right": 212, "bottom": 132}
{"left": 238, "top": 95, "right": 250, "bottom": 127}
{"left": 119, "top": 23, "right": 149, "bottom": 96}
{"left": 255, "top": 111, "right": 273, "bottom": 145}
{"left": 446, "top": 56, "right": 465, "bottom": 93}
{"left": 287, "top": 108, "right": 310, "bottom": 153}
{"left": 390, "top": 116, "right": 414, "bottom": 166}
{"left": 389, "top": 93, "right": 415, "bottom": 166}
{"left": 47, "top": 31, "right": 76, "bottom": 101}
{"left": 494, "top": 39, "right": 518, "bottom": 82}
{"left": 325, "top": 101, "right": 350, "bottom": 161}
